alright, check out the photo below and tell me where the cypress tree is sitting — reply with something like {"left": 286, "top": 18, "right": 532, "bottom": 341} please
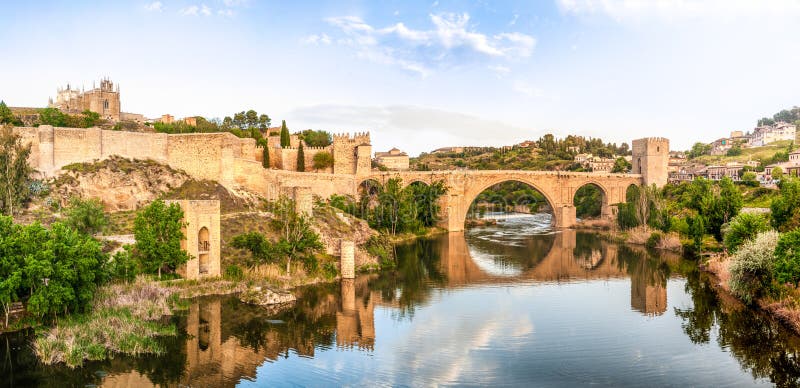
{"left": 280, "top": 120, "right": 290, "bottom": 148}
{"left": 297, "top": 142, "right": 305, "bottom": 172}
{"left": 260, "top": 139, "right": 270, "bottom": 168}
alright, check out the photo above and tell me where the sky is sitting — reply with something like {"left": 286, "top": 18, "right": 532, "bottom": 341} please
{"left": 1, "top": 0, "right": 799, "bottom": 155}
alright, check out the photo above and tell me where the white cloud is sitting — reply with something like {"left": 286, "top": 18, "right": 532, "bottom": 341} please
{"left": 322, "top": 13, "right": 536, "bottom": 75}
{"left": 180, "top": 5, "right": 199, "bottom": 16}
{"left": 488, "top": 64, "right": 510, "bottom": 77}
{"left": 286, "top": 104, "right": 533, "bottom": 156}
{"left": 180, "top": 3, "right": 213, "bottom": 16}
{"left": 302, "top": 33, "right": 332, "bottom": 45}
{"left": 223, "top": 0, "right": 249, "bottom": 6}
{"left": 144, "top": 1, "right": 162, "bottom": 12}
{"left": 556, "top": 0, "right": 800, "bottom": 22}
{"left": 217, "top": 9, "right": 235, "bottom": 17}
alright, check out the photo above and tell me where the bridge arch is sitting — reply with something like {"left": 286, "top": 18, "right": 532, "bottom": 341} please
{"left": 572, "top": 181, "right": 611, "bottom": 220}
{"left": 461, "top": 178, "right": 559, "bottom": 229}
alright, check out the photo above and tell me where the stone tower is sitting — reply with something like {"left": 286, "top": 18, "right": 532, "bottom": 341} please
{"left": 167, "top": 200, "right": 221, "bottom": 280}
{"left": 632, "top": 138, "right": 669, "bottom": 187}
{"left": 332, "top": 132, "right": 371, "bottom": 175}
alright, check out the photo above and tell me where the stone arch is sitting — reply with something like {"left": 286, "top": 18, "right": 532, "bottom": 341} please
{"left": 198, "top": 227, "right": 210, "bottom": 274}
{"left": 357, "top": 178, "right": 382, "bottom": 197}
{"left": 572, "top": 181, "right": 610, "bottom": 220}
{"left": 461, "top": 178, "right": 559, "bottom": 229}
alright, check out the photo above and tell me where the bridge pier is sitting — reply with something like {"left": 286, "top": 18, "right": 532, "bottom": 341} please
{"left": 555, "top": 205, "right": 576, "bottom": 228}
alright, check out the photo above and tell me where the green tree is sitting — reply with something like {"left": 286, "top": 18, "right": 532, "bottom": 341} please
{"left": 259, "top": 139, "right": 270, "bottom": 168}
{"left": 38, "top": 107, "right": 67, "bottom": 127}
{"left": 722, "top": 212, "right": 770, "bottom": 253}
{"left": 297, "top": 142, "right": 305, "bottom": 172}
{"left": 611, "top": 157, "right": 631, "bottom": 173}
{"left": 300, "top": 129, "right": 332, "bottom": 147}
{"left": 687, "top": 215, "right": 706, "bottom": 253}
{"left": 63, "top": 197, "right": 108, "bottom": 236}
{"left": 0, "top": 126, "right": 33, "bottom": 216}
{"left": 231, "top": 231, "right": 273, "bottom": 266}
{"left": 0, "top": 216, "right": 23, "bottom": 326}
{"left": 688, "top": 142, "right": 711, "bottom": 159}
{"left": 280, "top": 120, "right": 290, "bottom": 148}
{"left": 574, "top": 184, "right": 602, "bottom": 218}
{"left": 25, "top": 222, "right": 108, "bottom": 318}
{"left": 774, "top": 230, "right": 800, "bottom": 287}
{"left": 270, "top": 197, "right": 322, "bottom": 274}
{"left": 312, "top": 151, "right": 334, "bottom": 171}
{"left": 741, "top": 171, "right": 758, "bottom": 187}
{"left": 772, "top": 166, "right": 784, "bottom": 180}
{"left": 0, "top": 101, "right": 19, "bottom": 125}
{"left": 770, "top": 178, "right": 800, "bottom": 232}
{"left": 132, "top": 200, "right": 190, "bottom": 279}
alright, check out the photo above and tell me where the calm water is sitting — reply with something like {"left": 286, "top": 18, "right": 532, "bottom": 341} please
{"left": 3, "top": 214, "right": 800, "bottom": 387}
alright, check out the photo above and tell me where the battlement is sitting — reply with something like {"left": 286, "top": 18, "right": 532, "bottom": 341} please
{"left": 333, "top": 132, "right": 371, "bottom": 143}
{"left": 281, "top": 145, "right": 330, "bottom": 151}
{"left": 633, "top": 137, "right": 669, "bottom": 144}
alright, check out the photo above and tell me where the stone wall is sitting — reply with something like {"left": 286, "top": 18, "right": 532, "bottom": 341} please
{"left": 168, "top": 200, "right": 221, "bottom": 280}
{"left": 333, "top": 132, "right": 371, "bottom": 175}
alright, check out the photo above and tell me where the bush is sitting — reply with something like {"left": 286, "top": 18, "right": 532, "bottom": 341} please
{"left": 774, "top": 230, "right": 800, "bottom": 287}
{"left": 646, "top": 232, "right": 662, "bottom": 249}
{"left": 63, "top": 197, "right": 108, "bottom": 236}
{"left": 107, "top": 246, "right": 139, "bottom": 283}
{"left": 729, "top": 230, "right": 780, "bottom": 305}
{"left": 224, "top": 264, "right": 244, "bottom": 281}
{"left": 722, "top": 213, "right": 771, "bottom": 253}
{"left": 230, "top": 232, "right": 272, "bottom": 265}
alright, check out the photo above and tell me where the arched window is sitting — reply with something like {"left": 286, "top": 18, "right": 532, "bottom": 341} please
{"left": 198, "top": 227, "right": 210, "bottom": 274}
{"left": 103, "top": 99, "right": 109, "bottom": 109}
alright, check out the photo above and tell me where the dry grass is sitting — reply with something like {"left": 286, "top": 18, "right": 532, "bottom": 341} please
{"left": 94, "top": 276, "right": 174, "bottom": 320}
{"left": 704, "top": 254, "right": 732, "bottom": 292}
{"left": 625, "top": 226, "right": 652, "bottom": 245}
{"left": 656, "top": 233, "right": 683, "bottom": 251}
{"left": 34, "top": 308, "right": 176, "bottom": 367}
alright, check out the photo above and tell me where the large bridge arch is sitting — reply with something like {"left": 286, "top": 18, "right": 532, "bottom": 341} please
{"left": 572, "top": 180, "right": 612, "bottom": 220}
{"left": 459, "top": 177, "right": 561, "bottom": 230}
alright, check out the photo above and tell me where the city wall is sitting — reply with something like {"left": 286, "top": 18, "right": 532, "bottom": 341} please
{"left": 15, "top": 126, "right": 354, "bottom": 201}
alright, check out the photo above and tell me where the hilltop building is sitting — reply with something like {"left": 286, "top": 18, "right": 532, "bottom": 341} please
{"left": 749, "top": 122, "right": 796, "bottom": 147}
{"left": 374, "top": 148, "right": 410, "bottom": 171}
{"left": 48, "top": 78, "right": 143, "bottom": 123}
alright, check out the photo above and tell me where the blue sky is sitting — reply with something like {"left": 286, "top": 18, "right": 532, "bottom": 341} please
{"left": 1, "top": 1, "right": 799, "bottom": 155}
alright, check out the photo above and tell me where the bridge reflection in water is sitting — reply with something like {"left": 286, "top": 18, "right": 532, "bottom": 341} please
{"left": 98, "top": 229, "right": 679, "bottom": 387}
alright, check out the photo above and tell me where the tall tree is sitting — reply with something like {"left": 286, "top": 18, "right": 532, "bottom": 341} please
{"left": 260, "top": 139, "right": 270, "bottom": 168}
{"left": 0, "top": 126, "right": 33, "bottom": 216}
{"left": 280, "top": 120, "right": 290, "bottom": 148}
{"left": 297, "top": 142, "right": 305, "bottom": 172}
{"left": 132, "top": 200, "right": 190, "bottom": 279}
{"left": 270, "top": 197, "right": 322, "bottom": 274}
{"left": 0, "top": 101, "right": 16, "bottom": 125}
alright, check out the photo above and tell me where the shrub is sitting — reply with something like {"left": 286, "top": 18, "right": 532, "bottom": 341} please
{"left": 729, "top": 230, "right": 780, "bottom": 305}
{"left": 63, "top": 197, "right": 109, "bottom": 236}
{"left": 722, "top": 213, "right": 771, "bottom": 253}
{"left": 774, "top": 230, "right": 800, "bottom": 287}
{"left": 230, "top": 232, "right": 273, "bottom": 265}
{"left": 224, "top": 264, "right": 244, "bottom": 281}
{"left": 132, "top": 200, "right": 190, "bottom": 279}
{"left": 646, "top": 232, "right": 662, "bottom": 249}
{"left": 108, "top": 246, "right": 139, "bottom": 283}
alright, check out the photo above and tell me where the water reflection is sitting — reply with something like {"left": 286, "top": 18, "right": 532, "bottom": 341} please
{"left": 3, "top": 215, "right": 800, "bottom": 386}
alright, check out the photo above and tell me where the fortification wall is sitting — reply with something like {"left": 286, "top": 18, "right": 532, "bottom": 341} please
{"left": 101, "top": 130, "right": 168, "bottom": 163}
{"left": 278, "top": 146, "right": 332, "bottom": 173}
{"left": 268, "top": 170, "right": 356, "bottom": 199}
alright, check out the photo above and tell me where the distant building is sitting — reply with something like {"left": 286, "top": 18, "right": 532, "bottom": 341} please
{"left": 699, "top": 162, "right": 744, "bottom": 181}
{"left": 517, "top": 140, "right": 537, "bottom": 148}
{"left": 183, "top": 116, "right": 198, "bottom": 126}
{"left": 567, "top": 145, "right": 580, "bottom": 153}
{"left": 432, "top": 147, "right": 465, "bottom": 154}
{"left": 160, "top": 114, "right": 175, "bottom": 124}
{"left": 574, "top": 153, "right": 592, "bottom": 164}
{"left": 749, "top": 122, "right": 796, "bottom": 147}
{"left": 48, "top": 78, "right": 142, "bottom": 122}
{"left": 374, "top": 147, "right": 410, "bottom": 170}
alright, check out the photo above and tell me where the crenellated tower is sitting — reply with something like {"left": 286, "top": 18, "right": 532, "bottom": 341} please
{"left": 632, "top": 137, "right": 669, "bottom": 187}
{"left": 332, "top": 132, "right": 371, "bottom": 175}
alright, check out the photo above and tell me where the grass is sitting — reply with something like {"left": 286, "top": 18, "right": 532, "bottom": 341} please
{"left": 692, "top": 140, "right": 794, "bottom": 166}
{"left": 33, "top": 277, "right": 179, "bottom": 368}
{"left": 741, "top": 186, "right": 779, "bottom": 208}
{"left": 34, "top": 308, "right": 176, "bottom": 368}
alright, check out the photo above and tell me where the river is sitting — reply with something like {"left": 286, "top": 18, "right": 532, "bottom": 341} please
{"left": 2, "top": 213, "right": 800, "bottom": 387}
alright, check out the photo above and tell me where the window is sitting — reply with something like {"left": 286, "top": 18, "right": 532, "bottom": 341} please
{"left": 103, "top": 99, "right": 109, "bottom": 109}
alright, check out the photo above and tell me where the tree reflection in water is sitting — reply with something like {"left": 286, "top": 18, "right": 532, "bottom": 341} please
{"left": 5, "top": 230, "right": 800, "bottom": 387}
{"left": 675, "top": 270, "right": 800, "bottom": 386}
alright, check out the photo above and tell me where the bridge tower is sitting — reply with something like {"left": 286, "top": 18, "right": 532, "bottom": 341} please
{"left": 632, "top": 138, "right": 669, "bottom": 187}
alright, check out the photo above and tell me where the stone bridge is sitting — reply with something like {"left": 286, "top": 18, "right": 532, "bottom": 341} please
{"left": 360, "top": 170, "right": 644, "bottom": 231}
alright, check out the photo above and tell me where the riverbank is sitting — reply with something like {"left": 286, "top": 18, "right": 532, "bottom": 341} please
{"left": 575, "top": 220, "right": 684, "bottom": 253}
{"left": 703, "top": 254, "right": 800, "bottom": 335}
